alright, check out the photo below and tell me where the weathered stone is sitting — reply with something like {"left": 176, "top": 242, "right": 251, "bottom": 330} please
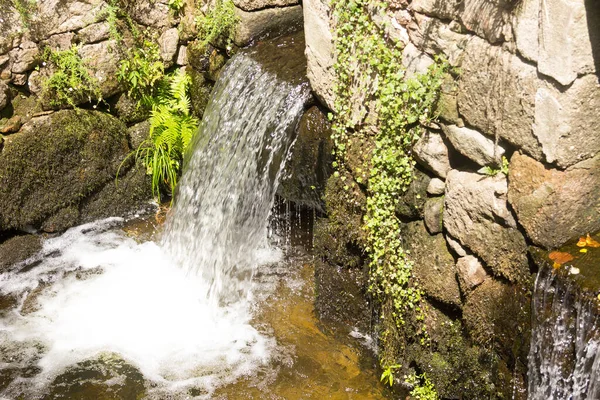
{"left": 442, "top": 124, "right": 505, "bottom": 167}
{"left": 77, "top": 22, "right": 111, "bottom": 44}
{"left": 114, "top": 93, "right": 150, "bottom": 125}
{"left": 0, "top": 110, "right": 130, "bottom": 232}
{"left": 0, "top": 7, "right": 23, "bottom": 55}
{"left": 27, "top": 70, "right": 43, "bottom": 95}
{"left": 233, "top": 0, "right": 300, "bottom": 11}
{"left": 41, "top": 32, "right": 75, "bottom": 51}
{"left": 456, "top": 255, "right": 488, "bottom": 292}
{"left": 303, "top": 0, "right": 335, "bottom": 110}
{"left": 33, "top": 0, "right": 106, "bottom": 37}
{"left": 176, "top": 45, "right": 188, "bottom": 66}
{"left": 234, "top": 5, "right": 303, "bottom": 47}
{"left": 534, "top": 75, "right": 600, "bottom": 168}
{"left": 424, "top": 196, "right": 444, "bottom": 235}
{"left": 11, "top": 73, "right": 27, "bottom": 86}
{"left": 538, "top": 0, "right": 598, "bottom": 86}
{"left": 463, "top": 279, "right": 531, "bottom": 359}
{"left": 208, "top": 50, "right": 227, "bottom": 82}
{"left": 401, "top": 220, "right": 461, "bottom": 308}
{"left": 457, "top": 36, "right": 542, "bottom": 161}
{"left": 372, "top": 8, "right": 412, "bottom": 47}
{"left": 508, "top": 152, "right": 600, "bottom": 249}
{"left": 41, "top": 205, "right": 80, "bottom": 233}
{"left": 0, "top": 235, "right": 42, "bottom": 271}
{"left": 188, "top": 68, "right": 213, "bottom": 119}
{"left": 512, "top": 0, "right": 539, "bottom": 62}
{"left": 0, "top": 81, "right": 9, "bottom": 111}
{"left": 396, "top": 167, "right": 431, "bottom": 220}
{"left": 125, "top": 0, "right": 173, "bottom": 29}
{"left": 444, "top": 169, "right": 529, "bottom": 282}
{"left": 436, "top": 77, "right": 462, "bottom": 125}
{"left": 402, "top": 42, "right": 433, "bottom": 79}
{"left": 127, "top": 120, "right": 150, "bottom": 150}
{"left": 9, "top": 40, "right": 39, "bottom": 74}
{"left": 78, "top": 40, "right": 122, "bottom": 98}
{"left": 446, "top": 234, "right": 467, "bottom": 257}
{"left": 278, "top": 106, "right": 333, "bottom": 213}
{"left": 427, "top": 177, "right": 445, "bottom": 196}
{"left": 412, "top": 130, "right": 451, "bottom": 179}
{"left": 159, "top": 28, "right": 179, "bottom": 66}
{"left": 0, "top": 116, "right": 23, "bottom": 134}
{"left": 410, "top": 0, "right": 460, "bottom": 20}
{"left": 407, "top": 14, "right": 469, "bottom": 66}
{"left": 460, "top": 0, "right": 512, "bottom": 44}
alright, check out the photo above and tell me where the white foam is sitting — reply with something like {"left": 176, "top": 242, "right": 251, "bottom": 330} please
{"left": 0, "top": 219, "right": 279, "bottom": 396}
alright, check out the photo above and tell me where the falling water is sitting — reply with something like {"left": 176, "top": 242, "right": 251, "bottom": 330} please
{"left": 0, "top": 36, "right": 310, "bottom": 398}
{"left": 162, "top": 51, "right": 310, "bottom": 304}
{"left": 528, "top": 267, "right": 600, "bottom": 399}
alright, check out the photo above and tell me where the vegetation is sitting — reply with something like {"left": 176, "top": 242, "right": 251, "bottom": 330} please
{"left": 195, "top": 0, "right": 239, "bottom": 52}
{"left": 10, "top": 0, "right": 36, "bottom": 28}
{"left": 41, "top": 45, "right": 103, "bottom": 108}
{"left": 329, "top": 0, "right": 449, "bottom": 386}
{"left": 117, "top": 40, "right": 165, "bottom": 107}
{"left": 405, "top": 373, "right": 438, "bottom": 400}
{"left": 481, "top": 155, "right": 509, "bottom": 176}
{"left": 130, "top": 70, "right": 198, "bottom": 202}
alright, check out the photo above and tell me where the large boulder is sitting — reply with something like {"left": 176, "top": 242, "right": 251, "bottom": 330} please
{"left": 78, "top": 40, "right": 122, "bottom": 99}
{"left": 234, "top": 5, "right": 303, "bottom": 47}
{"left": 508, "top": 152, "right": 600, "bottom": 249}
{"left": 401, "top": 220, "right": 461, "bottom": 308}
{"left": 303, "top": 0, "right": 335, "bottom": 110}
{"left": 0, "top": 110, "right": 130, "bottom": 232}
{"left": 444, "top": 169, "right": 529, "bottom": 282}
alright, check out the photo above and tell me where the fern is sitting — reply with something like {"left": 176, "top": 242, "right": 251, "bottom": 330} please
{"left": 136, "top": 70, "right": 198, "bottom": 202}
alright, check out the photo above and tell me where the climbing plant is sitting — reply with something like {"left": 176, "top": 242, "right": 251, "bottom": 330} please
{"left": 328, "top": 0, "right": 449, "bottom": 388}
{"left": 195, "top": 0, "right": 239, "bottom": 52}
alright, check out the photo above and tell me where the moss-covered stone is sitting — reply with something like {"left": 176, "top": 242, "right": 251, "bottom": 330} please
{"left": 0, "top": 234, "right": 42, "bottom": 271}
{"left": 188, "top": 67, "right": 214, "bottom": 120}
{"left": 0, "top": 110, "right": 130, "bottom": 231}
{"left": 278, "top": 106, "right": 333, "bottom": 213}
{"left": 395, "top": 166, "right": 431, "bottom": 220}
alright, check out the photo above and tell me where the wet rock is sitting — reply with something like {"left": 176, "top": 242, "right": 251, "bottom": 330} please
{"left": 395, "top": 167, "right": 431, "bottom": 220}
{"left": 463, "top": 278, "right": 531, "bottom": 361}
{"left": 0, "top": 116, "right": 23, "bottom": 134}
{"left": 0, "top": 81, "right": 10, "bottom": 111}
{"left": 412, "top": 130, "right": 451, "bottom": 179}
{"left": 233, "top": 0, "right": 300, "bottom": 11}
{"left": 77, "top": 22, "right": 111, "bottom": 44}
{"left": 159, "top": 28, "right": 179, "bottom": 66}
{"left": 457, "top": 36, "right": 542, "bottom": 161}
{"left": 0, "top": 235, "right": 42, "bottom": 271}
{"left": 534, "top": 75, "right": 600, "bottom": 168}
{"left": 234, "top": 5, "right": 303, "bottom": 47}
{"left": 508, "top": 152, "right": 600, "bottom": 249}
{"left": 278, "top": 106, "right": 333, "bottom": 213}
{"left": 41, "top": 205, "right": 80, "bottom": 233}
{"left": 314, "top": 259, "right": 370, "bottom": 332}
{"left": 303, "top": 0, "right": 335, "bottom": 110}
{"left": 9, "top": 40, "right": 39, "bottom": 74}
{"left": 426, "top": 177, "right": 445, "bottom": 196}
{"left": 401, "top": 220, "right": 461, "bottom": 307}
{"left": 188, "top": 68, "right": 213, "bottom": 119}
{"left": 456, "top": 255, "right": 488, "bottom": 293}
{"left": 424, "top": 196, "right": 444, "bottom": 235}
{"left": 442, "top": 124, "right": 505, "bottom": 167}
{"left": 78, "top": 40, "right": 122, "bottom": 99}
{"left": 0, "top": 110, "right": 130, "bottom": 232}
{"left": 208, "top": 50, "right": 227, "bottom": 82}
{"left": 444, "top": 170, "right": 529, "bottom": 282}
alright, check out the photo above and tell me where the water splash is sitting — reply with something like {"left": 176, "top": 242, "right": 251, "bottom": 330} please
{"left": 528, "top": 267, "right": 600, "bottom": 399}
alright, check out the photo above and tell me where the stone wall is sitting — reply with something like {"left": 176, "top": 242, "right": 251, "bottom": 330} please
{"left": 0, "top": 0, "right": 303, "bottom": 234}
{"left": 304, "top": 0, "right": 600, "bottom": 396}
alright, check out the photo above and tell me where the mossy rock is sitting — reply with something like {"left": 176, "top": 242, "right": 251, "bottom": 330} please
{"left": 188, "top": 68, "right": 214, "bottom": 120}
{"left": 0, "top": 234, "right": 42, "bottom": 271}
{"left": 395, "top": 166, "right": 431, "bottom": 220}
{"left": 0, "top": 110, "right": 130, "bottom": 232}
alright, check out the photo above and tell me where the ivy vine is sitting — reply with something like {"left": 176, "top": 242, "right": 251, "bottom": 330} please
{"left": 328, "top": 0, "right": 449, "bottom": 380}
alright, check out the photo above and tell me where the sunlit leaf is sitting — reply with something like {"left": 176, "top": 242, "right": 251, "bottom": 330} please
{"left": 549, "top": 251, "right": 574, "bottom": 265}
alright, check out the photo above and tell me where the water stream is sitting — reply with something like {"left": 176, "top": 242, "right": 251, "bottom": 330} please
{"left": 0, "top": 34, "right": 390, "bottom": 399}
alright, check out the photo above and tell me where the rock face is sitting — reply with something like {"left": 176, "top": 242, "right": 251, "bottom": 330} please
{"left": 233, "top": 0, "right": 300, "bottom": 11}
{"left": 0, "top": 110, "right": 130, "bottom": 231}
{"left": 508, "top": 152, "right": 600, "bottom": 249}
{"left": 444, "top": 170, "right": 529, "bottom": 282}
{"left": 401, "top": 221, "right": 461, "bottom": 308}
{"left": 303, "top": 0, "right": 335, "bottom": 110}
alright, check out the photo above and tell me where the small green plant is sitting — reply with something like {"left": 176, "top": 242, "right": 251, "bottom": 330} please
{"left": 380, "top": 364, "right": 401, "bottom": 387}
{"left": 480, "top": 155, "right": 509, "bottom": 176}
{"left": 195, "top": 0, "right": 239, "bottom": 52}
{"left": 11, "top": 0, "right": 36, "bottom": 28}
{"left": 134, "top": 70, "right": 198, "bottom": 202}
{"left": 98, "top": 2, "right": 123, "bottom": 43}
{"left": 117, "top": 40, "right": 165, "bottom": 107}
{"left": 168, "top": 0, "right": 185, "bottom": 14}
{"left": 405, "top": 373, "right": 438, "bottom": 400}
{"left": 41, "top": 45, "right": 102, "bottom": 108}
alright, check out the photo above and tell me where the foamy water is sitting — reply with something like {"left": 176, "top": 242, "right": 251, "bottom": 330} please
{"left": 0, "top": 218, "right": 281, "bottom": 397}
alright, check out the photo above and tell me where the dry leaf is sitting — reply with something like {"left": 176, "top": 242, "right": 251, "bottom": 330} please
{"left": 577, "top": 237, "right": 587, "bottom": 247}
{"left": 585, "top": 234, "right": 600, "bottom": 248}
{"left": 549, "top": 251, "right": 574, "bottom": 265}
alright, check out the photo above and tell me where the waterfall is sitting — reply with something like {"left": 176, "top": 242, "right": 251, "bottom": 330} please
{"left": 528, "top": 267, "right": 600, "bottom": 399}
{"left": 161, "top": 49, "right": 309, "bottom": 304}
